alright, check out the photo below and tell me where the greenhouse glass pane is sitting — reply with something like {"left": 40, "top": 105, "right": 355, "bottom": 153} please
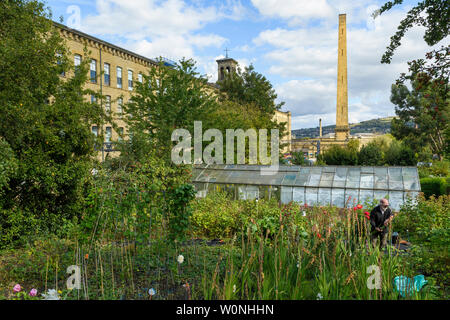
{"left": 345, "top": 189, "right": 359, "bottom": 208}
{"left": 294, "top": 174, "right": 309, "bottom": 186}
{"left": 404, "top": 191, "right": 419, "bottom": 206}
{"left": 346, "top": 168, "right": 361, "bottom": 188}
{"left": 360, "top": 174, "right": 374, "bottom": 189}
{"left": 318, "top": 188, "right": 331, "bottom": 206}
{"left": 319, "top": 172, "right": 334, "bottom": 187}
{"left": 207, "top": 183, "right": 217, "bottom": 193}
{"left": 215, "top": 170, "right": 232, "bottom": 182}
{"left": 260, "top": 172, "right": 285, "bottom": 185}
{"left": 293, "top": 187, "right": 305, "bottom": 204}
{"left": 305, "top": 187, "right": 319, "bottom": 206}
{"left": 361, "top": 167, "right": 374, "bottom": 174}
{"left": 359, "top": 189, "right": 374, "bottom": 205}
{"left": 389, "top": 180, "right": 404, "bottom": 190}
{"left": 258, "top": 185, "right": 269, "bottom": 200}
{"left": 300, "top": 167, "right": 311, "bottom": 175}
{"left": 226, "top": 171, "right": 248, "bottom": 184}
{"left": 402, "top": 167, "right": 417, "bottom": 176}
{"left": 374, "top": 167, "right": 388, "bottom": 175}
{"left": 237, "top": 185, "right": 247, "bottom": 200}
{"left": 285, "top": 166, "right": 302, "bottom": 172}
{"left": 331, "top": 188, "right": 345, "bottom": 208}
{"left": 333, "top": 167, "right": 348, "bottom": 188}
{"left": 204, "top": 171, "right": 220, "bottom": 183}
{"left": 323, "top": 166, "right": 337, "bottom": 173}
{"left": 269, "top": 186, "right": 280, "bottom": 201}
{"left": 281, "top": 187, "right": 293, "bottom": 204}
{"left": 307, "top": 172, "right": 322, "bottom": 187}
{"left": 199, "top": 171, "right": 215, "bottom": 182}
{"left": 246, "top": 185, "right": 259, "bottom": 200}
{"left": 389, "top": 191, "right": 404, "bottom": 211}
{"left": 403, "top": 177, "right": 420, "bottom": 191}
{"left": 282, "top": 174, "right": 298, "bottom": 186}
{"left": 374, "top": 190, "right": 388, "bottom": 203}
{"left": 388, "top": 168, "right": 403, "bottom": 190}
{"left": 374, "top": 167, "right": 388, "bottom": 189}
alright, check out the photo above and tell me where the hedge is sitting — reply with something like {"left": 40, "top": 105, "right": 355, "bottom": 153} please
{"left": 446, "top": 177, "right": 450, "bottom": 195}
{"left": 420, "top": 177, "right": 447, "bottom": 198}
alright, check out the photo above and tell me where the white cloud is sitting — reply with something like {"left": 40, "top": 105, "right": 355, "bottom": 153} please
{"left": 254, "top": 3, "right": 446, "bottom": 128}
{"left": 78, "top": 0, "right": 230, "bottom": 64}
{"left": 276, "top": 79, "right": 335, "bottom": 116}
{"left": 251, "top": 0, "right": 334, "bottom": 22}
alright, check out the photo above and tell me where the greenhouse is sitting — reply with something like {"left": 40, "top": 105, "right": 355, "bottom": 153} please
{"left": 192, "top": 164, "right": 421, "bottom": 211}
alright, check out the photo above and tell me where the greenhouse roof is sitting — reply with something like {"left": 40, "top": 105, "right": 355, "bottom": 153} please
{"left": 191, "top": 164, "right": 421, "bottom": 210}
{"left": 192, "top": 164, "right": 420, "bottom": 192}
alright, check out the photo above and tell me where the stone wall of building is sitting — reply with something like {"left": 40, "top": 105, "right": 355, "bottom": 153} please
{"left": 56, "top": 22, "right": 292, "bottom": 161}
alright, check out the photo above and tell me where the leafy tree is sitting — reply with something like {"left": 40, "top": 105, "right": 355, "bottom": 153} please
{"left": 376, "top": 0, "right": 449, "bottom": 63}
{"left": 0, "top": 0, "right": 106, "bottom": 245}
{"left": 123, "top": 58, "right": 218, "bottom": 163}
{"left": 218, "top": 64, "right": 284, "bottom": 114}
{"left": 291, "top": 151, "right": 306, "bottom": 165}
{"left": 217, "top": 64, "right": 289, "bottom": 157}
{"left": 347, "top": 138, "right": 360, "bottom": 153}
{"left": 122, "top": 59, "right": 286, "bottom": 166}
{"left": 358, "top": 142, "right": 383, "bottom": 165}
{"left": 319, "top": 145, "right": 358, "bottom": 165}
{"left": 384, "top": 140, "right": 417, "bottom": 165}
{"left": 390, "top": 46, "right": 449, "bottom": 160}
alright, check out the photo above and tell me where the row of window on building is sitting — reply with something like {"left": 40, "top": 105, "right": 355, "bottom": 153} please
{"left": 73, "top": 54, "right": 143, "bottom": 90}
{"left": 90, "top": 95, "right": 128, "bottom": 118}
{"left": 91, "top": 126, "right": 124, "bottom": 143}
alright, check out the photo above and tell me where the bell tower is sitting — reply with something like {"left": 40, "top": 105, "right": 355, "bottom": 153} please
{"left": 216, "top": 53, "right": 238, "bottom": 82}
{"left": 335, "top": 14, "right": 350, "bottom": 141}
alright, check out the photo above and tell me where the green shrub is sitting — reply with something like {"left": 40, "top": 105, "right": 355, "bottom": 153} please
{"left": 191, "top": 192, "right": 242, "bottom": 239}
{"left": 384, "top": 140, "right": 416, "bottom": 166}
{"left": 446, "top": 177, "right": 450, "bottom": 194}
{"left": 319, "top": 145, "right": 358, "bottom": 165}
{"left": 420, "top": 177, "right": 447, "bottom": 198}
{"left": 395, "top": 194, "right": 449, "bottom": 239}
{"left": 358, "top": 142, "right": 383, "bottom": 165}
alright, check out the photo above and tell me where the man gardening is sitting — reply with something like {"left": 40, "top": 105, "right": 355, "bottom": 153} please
{"left": 370, "top": 198, "right": 393, "bottom": 250}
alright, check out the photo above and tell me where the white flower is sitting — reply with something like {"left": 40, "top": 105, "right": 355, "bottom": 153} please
{"left": 316, "top": 293, "right": 323, "bottom": 300}
{"left": 232, "top": 285, "right": 236, "bottom": 293}
{"left": 302, "top": 211, "right": 306, "bottom": 217}
{"left": 297, "top": 263, "right": 300, "bottom": 268}
{"left": 41, "top": 289, "right": 60, "bottom": 300}
{"left": 177, "top": 255, "right": 184, "bottom": 264}
{"left": 148, "top": 288, "right": 156, "bottom": 296}
{"left": 91, "top": 168, "right": 98, "bottom": 176}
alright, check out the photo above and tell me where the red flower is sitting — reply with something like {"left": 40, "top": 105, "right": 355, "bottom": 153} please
{"left": 353, "top": 207, "right": 357, "bottom": 211}
{"left": 356, "top": 204, "right": 363, "bottom": 209}
{"left": 317, "top": 233, "right": 322, "bottom": 239}
{"left": 304, "top": 203, "right": 308, "bottom": 208}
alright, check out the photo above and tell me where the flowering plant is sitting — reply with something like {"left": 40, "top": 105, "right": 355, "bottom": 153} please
{"left": 10, "top": 284, "right": 40, "bottom": 300}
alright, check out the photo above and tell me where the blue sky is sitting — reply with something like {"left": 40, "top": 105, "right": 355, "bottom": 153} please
{"left": 44, "top": 0, "right": 448, "bottom": 129}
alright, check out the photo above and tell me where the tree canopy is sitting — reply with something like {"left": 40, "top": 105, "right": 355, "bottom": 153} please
{"left": 218, "top": 64, "right": 284, "bottom": 114}
{"left": 377, "top": 0, "right": 450, "bottom": 63}
{"left": 0, "top": 0, "right": 107, "bottom": 245}
{"left": 390, "top": 46, "right": 449, "bottom": 160}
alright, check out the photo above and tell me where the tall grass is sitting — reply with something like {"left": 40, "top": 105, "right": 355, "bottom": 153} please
{"left": 0, "top": 182, "right": 438, "bottom": 300}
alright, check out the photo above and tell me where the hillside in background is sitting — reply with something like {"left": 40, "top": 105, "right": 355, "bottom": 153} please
{"left": 292, "top": 116, "right": 396, "bottom": 139}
